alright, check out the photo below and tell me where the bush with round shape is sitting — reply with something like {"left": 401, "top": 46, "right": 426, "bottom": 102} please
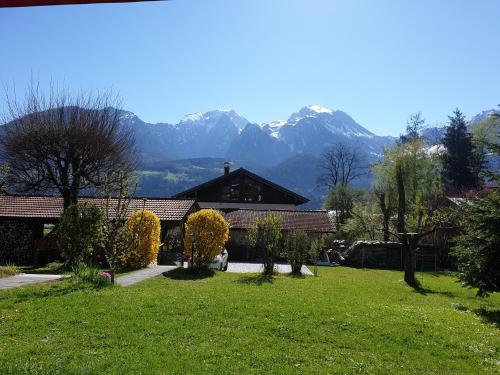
{"left": 184, "top": 209, "right": 229, "bottom": 270}
{"left": 125, "top": 210, "right": 161, "bottom": 269}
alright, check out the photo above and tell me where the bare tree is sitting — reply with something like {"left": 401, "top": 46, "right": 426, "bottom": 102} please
{"left": 318, "top": 143, "right": 366, "bottom": 188}
{"left": 0, "top": 164, "right": 8, "bottom": 195}
{"left": 0, "top": 84, "right": 137, "bottom": 208}
{"left": 100, "top": 171, "right": 137, "bottom": 283}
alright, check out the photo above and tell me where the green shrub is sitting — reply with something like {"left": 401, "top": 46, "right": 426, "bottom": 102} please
{"left": 72, "top": 263, "right": 111, "bottom": 288}
{"left": 0, "top": 263, "right": 18, "bottom": 278}
{"left": 309, "top": 238, "right": 322, "bottom": 276}
{"left": 285, "top": 230, "right": 310, "bottom": 275}
{"left": 58, "top": 203, "right": 104, "bottom": 267}
{"left": 248, "top": 213, "right": 282, "bottom": 275}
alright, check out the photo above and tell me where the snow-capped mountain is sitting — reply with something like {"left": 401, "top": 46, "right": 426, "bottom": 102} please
{"left": 120, "top": 105, "right": 395, "bottom": 166}
{"left": 469, "top": 109, "right": 500, "bottom": 126}
{"left": 272, "top": 105, "right": 390, "bottom": 158}
{"left": 178, "top": 109, "right": 249, "bottom": 131}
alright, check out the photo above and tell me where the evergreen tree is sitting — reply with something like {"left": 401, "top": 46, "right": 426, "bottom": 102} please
{"left": 452, "top": 189, "right": 500, "bottom": 296}
{"left": 452, "top": 135, "right": 500, "bottom": 296}
{"left": 442, "top": 109, "right": 479, "bottom": 191}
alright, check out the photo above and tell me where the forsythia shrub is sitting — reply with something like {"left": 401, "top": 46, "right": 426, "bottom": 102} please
{"left": 184, "top": 209, "right": 229, "bottom": 269}
{"left": 124, "top": 210, "right": 161, "bottom": 268}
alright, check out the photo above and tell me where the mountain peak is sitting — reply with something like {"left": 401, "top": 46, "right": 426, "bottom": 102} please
{"left": 303, "top": 104, "right": 334, "bottom": 114}
{"left": 288, "top": 105, "right": 335, "bottom": 124}
{"left": 178, "top": 108, "right": 249, "bottom": 130}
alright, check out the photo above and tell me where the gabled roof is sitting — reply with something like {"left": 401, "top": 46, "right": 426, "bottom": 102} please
{"left": 172, "top": 167, "right": 309, "bottom": 205}
{"left": 223, "top": 209, "right": 333, "bottom": 233}
{"left": 0, "top": 195, "right": 197, "bottom": 222}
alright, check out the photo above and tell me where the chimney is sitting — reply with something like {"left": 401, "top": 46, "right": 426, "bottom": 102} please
{"left": 224, "top": 161, "right": 230, "bottom": 175}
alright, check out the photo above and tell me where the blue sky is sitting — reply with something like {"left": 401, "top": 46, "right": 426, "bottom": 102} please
{"left": 1, "top": 0, "right": 499, "bottom": 135}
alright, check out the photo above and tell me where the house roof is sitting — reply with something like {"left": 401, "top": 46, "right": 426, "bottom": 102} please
{"left": 172, "top": 167, "right": 309, "bottom": 205}
{"left": 223, "top": 209, "right": 334, "bottom": 233}
{"left": 0, "top": 195, "right": 197, "bottom": 222}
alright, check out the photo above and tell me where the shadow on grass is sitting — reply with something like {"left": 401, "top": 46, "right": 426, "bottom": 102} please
{"left": 412, "top": 285, "right": 457, "bottom": 298}
{"left": 474, "top": 308, "right": 500, "bottom": 328}
{"left": 162, "top": 267, "right": 215, "bottom": 281}
{"left": 237, "top": 274, "right": 275, "bottom": 285}
{"left": 10, "top": 279, "right": 88, "bottom": 303}
{"left": 287, "top": 272, "right": 307, "bottom": 279}
{"left": 19, "top": 262, "right": 67, "bottom": 275}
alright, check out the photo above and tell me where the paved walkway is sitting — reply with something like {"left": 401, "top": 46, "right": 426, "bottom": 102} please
{"left": 116, "top": 265, "right": 177, "bottom": 287}
{"left": 0, "top": 273, "right": 65, "bottom": 290}
{"left": 226, "top": 262, "right": 313, "bottom": 275}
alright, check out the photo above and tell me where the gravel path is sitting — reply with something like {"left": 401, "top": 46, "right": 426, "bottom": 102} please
{"left": 0, "top": 273, "right": 65, "bottom": 290}
{"left": 116, "top": 265, "right": 177, "bottom": 287}
{"left": 226, "top": 262, "right": 313, "bottom": 275}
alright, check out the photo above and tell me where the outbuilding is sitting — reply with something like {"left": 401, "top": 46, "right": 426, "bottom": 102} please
{"left": 0, "top": 195, "right": 198, "bottom": 265}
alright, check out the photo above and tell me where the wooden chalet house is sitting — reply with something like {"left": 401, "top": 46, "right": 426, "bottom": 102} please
{"left": 174, "top": 163, "right": 334, "bottom": 261}
{"left": 173, "top": 162, "right": 309, "bottom": 210}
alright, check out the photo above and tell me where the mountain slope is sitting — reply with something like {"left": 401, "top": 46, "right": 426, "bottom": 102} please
{"left": 226, "top": 123, "right": 292, "bottom": 165}
{"left": 125, "top": 104, "right": 394, "bottom": 167}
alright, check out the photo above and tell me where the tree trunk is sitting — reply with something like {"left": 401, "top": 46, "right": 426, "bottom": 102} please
{"left": 63, "top": 194, "right": 72, "bottom": 210}
{"left": 404, "top": 237, "right": 418, "bottom": 286}
{"left": 379, "top": 192, "right": 390, "bottom": 241}
{"left": 396, "top": 165, "right": 406, "bottom": 234}
{"left": 404, "top": 241, "right": 416, "bottom": 286}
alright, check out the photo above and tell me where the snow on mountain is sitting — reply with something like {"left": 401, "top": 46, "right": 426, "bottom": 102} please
{"left": 261, "top": 105, "right": 388, "bottom": 157}
{"left": 118, "top": 105, "right": 394, "bottom": 167}
{"left": 469, "top": 109, "right": 500, "bottom": 126}
{"left": 288, "top": 104, "right": 334, "bottom": 124}
{"left": 178, "top": 109, "right": 249, "bottom": 131}
{"left": 283, "top": 105, "right": 374, "bottom": 137}
{"left": 263, "top": 119, "right": 287, "bottom": 139}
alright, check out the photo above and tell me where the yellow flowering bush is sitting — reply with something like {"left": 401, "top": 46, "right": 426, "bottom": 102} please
{"left": 184, "top": 209, "right": 230, "bottom": 269}
{"left": 124, "top": 210, "right": 161, "bottom": 268}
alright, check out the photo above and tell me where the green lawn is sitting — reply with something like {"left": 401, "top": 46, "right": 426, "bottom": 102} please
{"left": 0, "top": 267, "right": 498, "bottom": 374}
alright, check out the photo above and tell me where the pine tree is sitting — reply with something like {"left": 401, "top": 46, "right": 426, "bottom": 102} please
{"left": 452, "top": 188, "right": 500, "bottom": 296}
{"left": 442, "top": 109, "right": 478, "bottom": 192}
{"left": 452, "top": 136, "right": 500, "bottom": 296}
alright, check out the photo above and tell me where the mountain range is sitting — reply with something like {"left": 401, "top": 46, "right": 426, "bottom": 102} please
{"left": 120, "top": 105, "right": 396, "bottom": 208}
{"left": 122, "top": 105, "right": 395, "bottom": 168}
{"left": 2, "top": 105, "right": 497, "bottom": 209}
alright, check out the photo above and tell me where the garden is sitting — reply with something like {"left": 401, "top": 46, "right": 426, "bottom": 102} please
{"left": 0, "top": 266, "right": 498, "bottom": 374}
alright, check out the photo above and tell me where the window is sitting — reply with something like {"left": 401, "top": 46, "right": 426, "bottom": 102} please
{"left": 221, "top": 183, "right": 240, "bottom": 201}
{"left": 244, "top": 182, "right": 262, "bottom": 202}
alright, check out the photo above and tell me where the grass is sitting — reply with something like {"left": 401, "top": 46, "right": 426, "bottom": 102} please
{"left": 0, "top": 267, "right": 498, "bottom": 374}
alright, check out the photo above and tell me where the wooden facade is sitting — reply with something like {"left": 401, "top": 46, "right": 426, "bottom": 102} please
{"left": 173, "top": 166, "right": 309, "bottom": 210}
